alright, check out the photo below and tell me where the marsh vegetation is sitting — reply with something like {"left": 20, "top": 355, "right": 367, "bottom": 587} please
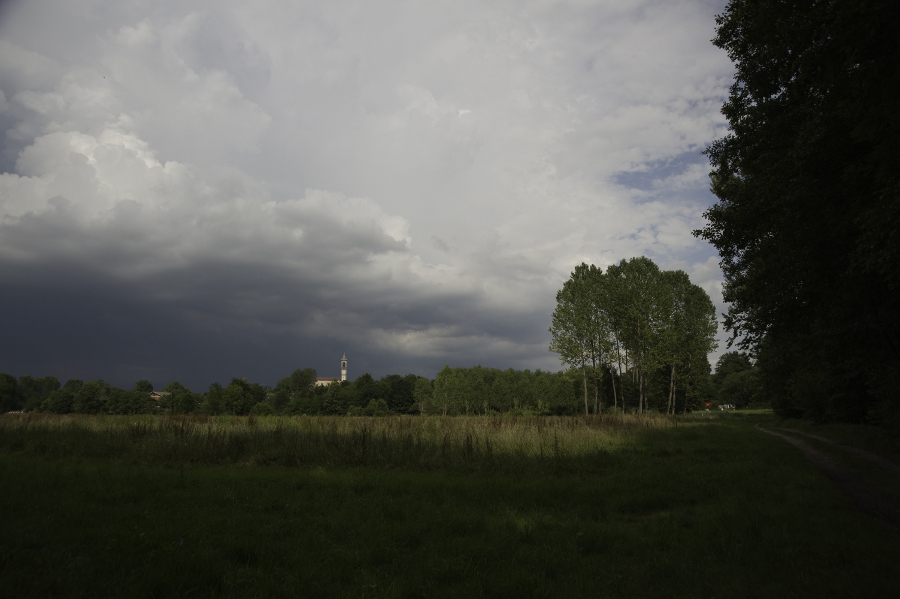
{"left": 0, "top": 412, "right": 680, "bottom": 472}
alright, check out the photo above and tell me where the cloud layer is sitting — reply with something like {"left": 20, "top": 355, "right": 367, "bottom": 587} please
{"left": 0, "top": 0, "right": 733, "bottom": 389}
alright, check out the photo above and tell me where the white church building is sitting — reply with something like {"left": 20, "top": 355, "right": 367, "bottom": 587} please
{"left": 315, "top": 353, "right": 348, "bottom": 386}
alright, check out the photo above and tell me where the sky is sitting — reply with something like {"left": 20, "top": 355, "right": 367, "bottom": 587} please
{"left": 0, "top": 0, "right": 734, "bottom": 390}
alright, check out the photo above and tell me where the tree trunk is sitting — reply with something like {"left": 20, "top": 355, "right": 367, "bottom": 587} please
{"left": 582, "top": 363, "right": 589, "bottom": 416}
{"left": 610, "top": 366, "right": 618, "bottom": 411}
{"left": 622, "top": 346, "right": 629, "bottom": 415}
{"left": 668, "top": 362, "right": 676, "bottom": 415}
{"left": 642, "top": 370, "right": 647, "bottom": 414}
{"left": 591, "top": 345, "right": 599, "bottom": 415}
{"left": 637, "top": 364, "right": 643, "bottom": 415}
{"left": 638, "top": 368, "right": 647, "bottom": 414}
{"left": 643, "top": 370, "right": 649, "bottom": 414}
{"left": 613, "top": 334, "right": 625, "bottom": 414}
{"left": 672, "top": 368, "right": 677, "bottom": 415}
{"left": 683, "top": 355, "right": 691, "bottom": 415}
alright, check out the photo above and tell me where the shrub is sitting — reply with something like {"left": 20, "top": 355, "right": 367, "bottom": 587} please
{"left": 251, "top": 402, "right": 274, "bottom": 416}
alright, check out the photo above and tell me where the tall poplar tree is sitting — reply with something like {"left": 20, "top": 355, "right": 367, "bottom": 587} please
{"left": 659, "top": 272, "right": 718, "bottom": 414}
{"left": 550, "top": 265, "right": 593, "bottom": 415}
{"left": 609, "top": 257, "right": 669, "bottom": 415}
{"left": 552, "top": 258, "right": 717, "bottom": 415}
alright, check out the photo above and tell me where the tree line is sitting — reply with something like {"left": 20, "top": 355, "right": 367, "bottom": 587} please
{"left": 550, "top": 257, "right": 719, "bottom": 415}
{"left": 1, "top": 350, "right": 760, "bottom": 417}
{"left": 0, "top": 368, "right": 579, "bottom": 417}
{"left": 427, "top": 366, "right": 576, "bottom": 415}
{"left": 697, "top": 0, "right": 899, "bottom": 424}
{"left": 0, "top": 370, "right": 428, "bottom": 416}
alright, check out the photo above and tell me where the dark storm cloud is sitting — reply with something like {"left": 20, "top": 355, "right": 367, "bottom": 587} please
{"left": 0, "top": 0, "right": 735, "bottom": 386}
{"left": 0, "top": 158, "right": 545, "bottom": 387}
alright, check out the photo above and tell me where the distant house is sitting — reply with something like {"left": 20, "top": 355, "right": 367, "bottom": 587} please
{"left": 314, "top": 354, "right": 348, "bottom": 387}
{"left": 149, "top": 391, "right": 171, "bottom": 401}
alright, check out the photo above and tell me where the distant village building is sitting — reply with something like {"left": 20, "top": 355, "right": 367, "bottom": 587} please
{"left": 315, "top": 353, "right": 348, "bottom": 387}
{"left": 149, "top": 391, "right": 171, "bottom": 401}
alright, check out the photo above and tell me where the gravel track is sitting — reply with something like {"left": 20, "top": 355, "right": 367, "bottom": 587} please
{"left": 756, "top": 424, "right": 900, "bottom": 530}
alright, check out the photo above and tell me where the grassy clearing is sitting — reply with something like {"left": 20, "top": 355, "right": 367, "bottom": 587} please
{"left": 1, "top": 413, "right": 899, "bottom": 597}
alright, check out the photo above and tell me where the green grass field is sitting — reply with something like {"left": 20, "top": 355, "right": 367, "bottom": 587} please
{"left": 2, "top": 413, "right": 899, "bottom": 597}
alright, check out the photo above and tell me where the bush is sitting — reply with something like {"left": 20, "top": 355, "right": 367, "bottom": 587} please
{"left": 42, "top": 390, "right": 74, "bottom": 414}
{"left": 718, "top": 369, "right": 762, "bottom": 409}
{"left": 250, "top": 402, "right": 274, "bottom": 416}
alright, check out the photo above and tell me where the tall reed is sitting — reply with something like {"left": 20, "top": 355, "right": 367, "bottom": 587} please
{"left": 0, "top": 413, "right": 688, "bottom": 473}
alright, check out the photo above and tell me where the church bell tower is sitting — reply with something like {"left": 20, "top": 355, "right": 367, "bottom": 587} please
{"left": 341, "top": 353, "right": 348, "bottom": 382}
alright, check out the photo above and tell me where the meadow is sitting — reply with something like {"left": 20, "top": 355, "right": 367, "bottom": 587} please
{"left": 2, "top": 412, "right": 899, "bottom": 597}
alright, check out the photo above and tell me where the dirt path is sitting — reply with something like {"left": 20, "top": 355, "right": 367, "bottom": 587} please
{"left": 756, "top": 425, "right": 900, "bottom": 530}
{"left": 776, "top": 427, "right": 900, "bottom": 477}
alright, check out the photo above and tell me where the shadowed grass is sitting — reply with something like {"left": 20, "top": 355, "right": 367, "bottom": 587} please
{"left": 1, "top": 413, "right": 899, "bottom": 597}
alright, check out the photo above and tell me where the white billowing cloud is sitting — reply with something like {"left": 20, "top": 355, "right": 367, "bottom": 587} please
{"left": 0, "top": 0, "right": 734, "bottom": 380}
{"left": 0, "top": 124, "right": 408, "bottom": 279}
{"left": 104, "top": 16, "right": 272, "bottom": 162}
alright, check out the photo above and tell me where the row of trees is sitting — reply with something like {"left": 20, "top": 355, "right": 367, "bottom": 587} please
{"left": 550, "top": 258, "right": 718, "bottom": 415}
{"left": 697, "top": 0, "right": 900, "bottom": 424}
{"left": 276, "top": 372, "right": 425, "bottom": 416}
{"left": 428, "top": 366, "right": 578, "bottom": 415}
{"left": 0, "top": 370, "right": 431, "bottom": 417}
{"left": 1, "top": 358, "right": 756, "bottom": 416}
{"left": 0, "top": 375, "right": 160, "bottom": 415}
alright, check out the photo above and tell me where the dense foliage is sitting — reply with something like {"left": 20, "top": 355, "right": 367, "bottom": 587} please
{"left": 428, "top": 366, "right": 578, "bottom": 415}
{"left": 0, "top": 362, "right": 722, "bottom": 417}
{"left": 711, "top": 351, "right": 763, "bottom": 409}
{"left": 696, "top": 0, "right": 900, "bottom": 423}
{"left": 0, "top": 370, "right": 435, "bottom": 417}
{"left": 0, "top": 367, "right": 583, "bottom": 417}
{"left": 550, "top": 258, "right": 718, "bottom": 415}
